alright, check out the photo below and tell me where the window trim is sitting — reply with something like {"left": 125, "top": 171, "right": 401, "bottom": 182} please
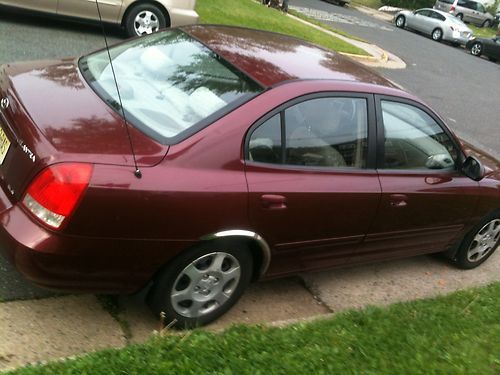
{"left": 374, "top": 94, "right": 465, "bottom": 172}
{"left": 244, "top": 92, "right": 377, "bottom": 171}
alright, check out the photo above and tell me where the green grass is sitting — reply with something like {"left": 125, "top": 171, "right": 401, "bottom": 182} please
{"left": 351, "top": 0, "right": 383, "bottom": 10}
{"left": 195, "top": 0, "right": 368, "bottom": 55}
{"left": 469, "top": 24, "right": 497, "bottom": 38}
{"left": 9, "top": 283, "right": 500, "bottom": 374}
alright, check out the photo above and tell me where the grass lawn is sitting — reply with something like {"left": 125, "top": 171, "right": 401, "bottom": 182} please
{"left": 469, "top": 24, "right": 497, "bottom": 38}
{"left": 351, "top": 0, "right": 383, "bottom": 10}
{"left": 9, "top": 283, "right": 500, "bottom": 374}
{"left": 195, "top": 0, "right": 368, "bottom": 55}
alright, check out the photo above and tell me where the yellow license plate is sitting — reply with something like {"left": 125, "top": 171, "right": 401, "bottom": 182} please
{"left": 0, "top": 127, "right": 11, "bottom": 165}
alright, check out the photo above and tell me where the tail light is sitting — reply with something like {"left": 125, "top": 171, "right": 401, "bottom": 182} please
{"left": 22, "top": 163, "right": 93, "bottom": 229}
{"left": 450, "top": 5, "right": 455, "bottom": 12}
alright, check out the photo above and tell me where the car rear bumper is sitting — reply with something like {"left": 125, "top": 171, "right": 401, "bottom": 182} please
{"left": 444, "top": 32, "right": 472, "bottom": 45}
{"left": 0, "top": 185, "right": 192, "bottom": 294}
{"left": 169, "top": 8, "right": 199, "bottom": 27}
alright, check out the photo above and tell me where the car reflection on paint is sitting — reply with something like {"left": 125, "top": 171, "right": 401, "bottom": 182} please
{"left": 0, "top": 25, "right": 499, "bottom": 328}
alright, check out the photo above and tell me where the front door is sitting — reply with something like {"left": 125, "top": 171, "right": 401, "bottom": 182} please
{"left": 57, "top": 0, "right": 122, "bottom": 23}
{"left": 245, "top": 94, "right": 381, "bottom": 277}
{"left": 356, "top": 97, "right": 479, "bottom": 263}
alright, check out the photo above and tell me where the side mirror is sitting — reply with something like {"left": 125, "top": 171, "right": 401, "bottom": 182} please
{"left": 462, "top": 156, "right": 485, "bottom": 181}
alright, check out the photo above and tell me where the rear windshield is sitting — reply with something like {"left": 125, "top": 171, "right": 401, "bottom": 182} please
{"left": 79, "top": 30, "right": 263, "bottom": 144}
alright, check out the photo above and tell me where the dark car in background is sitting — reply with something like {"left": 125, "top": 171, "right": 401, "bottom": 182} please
{"left": 0, "top": 26, "right": 499, "bottom": 328}
{"left": 466, "top": 35, "right": 500, "bottom": 61}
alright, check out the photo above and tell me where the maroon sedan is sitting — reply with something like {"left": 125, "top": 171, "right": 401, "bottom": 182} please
{"left": 0, "top": 25, "right": 499, "bottom": 327}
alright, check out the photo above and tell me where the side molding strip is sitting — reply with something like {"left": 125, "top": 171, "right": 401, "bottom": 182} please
{"left": 200, "top": 230, "right": 271, "bottom": 277}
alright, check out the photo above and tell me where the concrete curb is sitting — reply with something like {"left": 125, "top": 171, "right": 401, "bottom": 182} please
{"left": 286, "top": 12, "right": 405, "bottom": 68}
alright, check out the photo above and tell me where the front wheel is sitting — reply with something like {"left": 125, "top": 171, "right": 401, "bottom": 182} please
{"left": 482, "top": 19, "right": 491, "bottom": 28}
{"left": 452, "top": 212, "right": 500, "bottom": 269}
{"left": 148, "top": 242, "right": 253, "bottom": 328}
{"left": 395, "top": 15, "right": 406, "bottom": 28}
{"left": 125, "top": 4, "right": 167, "bottom": 37}
{"left": 471, "top": 42, "right": 483, "bottom": 57}
{"left": 432, "top": 28, "right": 443, "bottom": 41}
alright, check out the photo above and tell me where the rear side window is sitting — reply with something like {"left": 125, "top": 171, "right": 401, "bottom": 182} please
{"left": 249, "top": 97, "right": 369, "bottom": 169}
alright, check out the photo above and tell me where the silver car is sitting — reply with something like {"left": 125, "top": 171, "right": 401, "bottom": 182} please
{"left": 434, "top": 0, "right": 494, "bottom": 28}
{"left": 394, "top": 8, "right": 473, "bottom": 45}
{"left": 0, "top": 0, "right": 199, "bottom": 37}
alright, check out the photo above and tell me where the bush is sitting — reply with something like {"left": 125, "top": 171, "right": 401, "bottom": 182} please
{"left": 380, "top": 0, "right": 435, "bottom": 9}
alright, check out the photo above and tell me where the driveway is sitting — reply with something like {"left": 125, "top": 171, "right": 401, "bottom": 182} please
{"left": 291, "top": 0, "right": 500, "bottom": 160}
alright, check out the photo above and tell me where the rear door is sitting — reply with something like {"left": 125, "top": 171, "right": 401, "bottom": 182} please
{"left": 0, "top": 0, "right": 57, "bottom": 13}
{"left": 356, "top": 96, "right": 479, "bottom": 263}
{"left": 245, "top": 93, "right": 381, "bottom": 276}
{"left": 57, "top": 0, "right": 122, "bottom": 23}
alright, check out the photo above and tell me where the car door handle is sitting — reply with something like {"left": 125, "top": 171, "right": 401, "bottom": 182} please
{"left": 261, "top": 194, "right": 287, "bottom": 210}
{"left": 389, "top": 194, "right": 408, "bottom": 208}
{"left": 425, "top": 176, "right": 452, "bottom": 185}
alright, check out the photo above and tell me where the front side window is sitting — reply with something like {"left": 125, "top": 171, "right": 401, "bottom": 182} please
{"left": 381, "top": 101, "right": 457, "bottom": 170}
{"left": 79, "top": 30, "right": 262, "bottom": 143}
{"left": 248, "top": 97, "right": 368, "bottom": 169}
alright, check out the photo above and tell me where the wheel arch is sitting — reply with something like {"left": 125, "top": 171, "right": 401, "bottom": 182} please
{"left": 443, "top": 207, "right": 500, "bottom": 260}
{"left": 121, "top": 0, "right": 171, "bottom": 27}
{"left": 200, "top": 230, "right": 272, "bottom": 281}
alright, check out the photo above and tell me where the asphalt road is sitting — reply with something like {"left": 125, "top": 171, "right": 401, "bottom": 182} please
{"left": 0, "top": 2, "right": 499, "bottom": 301}
{"left": 291, "top": 0, "right": 500, "bottom": 159}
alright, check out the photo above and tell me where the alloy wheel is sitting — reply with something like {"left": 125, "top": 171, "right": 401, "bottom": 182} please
{"left": 466, "top": 219, "right": 500, "bottom": 262}
{"left": 134, "top": 10, "right": 160, "bottom": 36}
{"left": 396, "top": 16, "right": 405, "bottom": 28}
{"left": 170, "top": 252, "right": 241, "bottom": 318}
{"left": 432, "top": 29, "right": 442, "bottom": 41}
{"left": 471, "top": 43, "right": 482, "bottom": 56}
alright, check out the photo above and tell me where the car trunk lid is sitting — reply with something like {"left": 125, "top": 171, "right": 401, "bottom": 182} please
{"left": 0, "top": 60, "right": 168, "bottom": 201}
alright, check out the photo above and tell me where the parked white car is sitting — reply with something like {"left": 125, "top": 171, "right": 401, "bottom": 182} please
{"left": 0, "top": 0, "right": 199, "bottom": 37}
{"left": 394, "top": 8, "right": 473, "bottom": 45}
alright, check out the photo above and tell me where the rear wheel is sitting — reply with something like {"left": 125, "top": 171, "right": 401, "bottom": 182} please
{"left": 148, "top": 242, "right": 253, "bottom": 328}
{"left": 395, "top": 15, "right": 406, "bottom": 28}
{"left": 125, "top": 4, "right": 167, "bottom": 37}
{"left": 451, "top": 212, "right": 500, "bottom": 269}
{"left": 456, "top": 13, "right": 463, "bottom": 20}
{"left": 470, "top": 42, "right": 483, "bottom": 57}
{"left": 432, "top": 28, "right": 443, "bottom": 41}
{"left": 482, "top": 19, "right": 491, "bottom": 28}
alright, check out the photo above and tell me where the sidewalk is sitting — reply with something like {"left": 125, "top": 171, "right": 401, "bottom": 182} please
{"left": 1, "top": 251, "right": 498, "bottom": 372}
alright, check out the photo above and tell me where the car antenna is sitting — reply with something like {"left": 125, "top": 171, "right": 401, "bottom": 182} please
{"left": 95, "top": 0, "right": 142, "bottom": 179}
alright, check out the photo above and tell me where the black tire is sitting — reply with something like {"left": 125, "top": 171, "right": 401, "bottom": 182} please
{"left": 470, "top": 42, "right": 483, "bottom": 57}
{"left": 432, "top": 28, "right": 443, "bottom": 41}
{"left": 395, "top": 15, "right": 406, "bottom": 29}
{"left": 147, "top": 241, "right": 253, "bottom": 328}
{"left": 456, "top": 13, "right": 463, "bottom": 20}
{"left": 451, "top": 211, "right": 500, "bottom": 269}
{"left": 124, "top": 4, "right": 168, "bottom": 37}
{"left": 481, "top": 19, "right": 491, "bottom": 28}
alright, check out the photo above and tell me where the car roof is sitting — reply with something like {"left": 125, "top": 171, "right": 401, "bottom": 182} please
{"left": 181, "top": 25, "right": 396, "bottom": 89}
